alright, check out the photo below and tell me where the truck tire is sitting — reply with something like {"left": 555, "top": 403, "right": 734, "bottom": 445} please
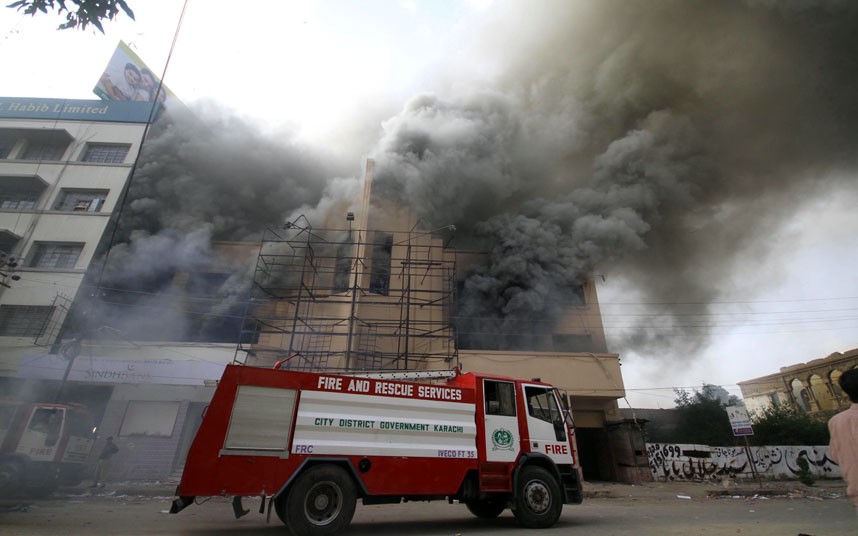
{"left": 465, "top": 498, "right": 506, "bottom": 518}
{"left": 279, "top": 464, "right": 357, "bottom": 536}
{"left": 511, "top": 465, "right": 562, "bottom": 528}
{"left": 0, "top": 460, "right": 23, "bottom": 496}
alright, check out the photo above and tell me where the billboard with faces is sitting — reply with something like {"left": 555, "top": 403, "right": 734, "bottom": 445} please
{"left": 93, "top": 41, "right": 178, "bottom": 110}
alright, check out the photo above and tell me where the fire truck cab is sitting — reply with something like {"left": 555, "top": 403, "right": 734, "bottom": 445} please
{"left": 0, "top": 402, "right": 96, "bottom": 497}
{"left": 171, "top": 365, "right": 583, "bottom": 535}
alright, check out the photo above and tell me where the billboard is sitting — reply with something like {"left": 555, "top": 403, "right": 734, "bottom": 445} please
{"left": 93, "top": 41, "right": 178, "bottom": 110}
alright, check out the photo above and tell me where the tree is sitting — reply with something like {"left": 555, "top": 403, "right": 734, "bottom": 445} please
{"left": 749, "top": 402, "right": 829, "bottom": 446}
{"left": 672, "top": 384, "right": 738, "bottom": 446}
{"left": 7, "top": 0, "right": 134, "bottom": 32}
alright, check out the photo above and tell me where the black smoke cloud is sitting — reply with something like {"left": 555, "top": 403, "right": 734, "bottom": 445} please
{"left": 81, "top": 0, "right": 858, "bottom": 356}
{"left": 120, "top": 104, "right": 350, "bottom": 242}
{"left": 80, "top": 104, "right": 358, "bottom": 341}
{"left": 370, "top": 0, "right": 858, "bottom": 355}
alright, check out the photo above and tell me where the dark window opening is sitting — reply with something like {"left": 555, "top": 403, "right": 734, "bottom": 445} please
{"left": 552, "top": 333, "right": 594, "bottom": 352}
{"left": 0, "top": 231, "right": 20, "bottom": 254}
{"left": 0, "top": 132, "right": 15, "bottom": 159}
{"left": 569, "top": 283, "right": 585, "bottom": 305}
{"left": 369, "top": 233, "right": 392, "bottom": 295}
{"left": 186, "top": 272, "right": 230, "bottom": 296}
{"left": 333, "top": 245, "right": 352, "bottom": 292}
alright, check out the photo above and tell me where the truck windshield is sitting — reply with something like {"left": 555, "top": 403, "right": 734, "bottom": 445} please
{"left": 28, "top": 407, "right": 65, "bottom": 446}
{"left": 524, "top": 386, "right": 561, "bottom": 424}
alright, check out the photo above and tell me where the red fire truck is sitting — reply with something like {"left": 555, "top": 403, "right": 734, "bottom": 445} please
{"left": 171, "top": 364, "right": 583, "bottom": 535}
{"left": 0, "top": 402, "right": 96, "bottom": 497}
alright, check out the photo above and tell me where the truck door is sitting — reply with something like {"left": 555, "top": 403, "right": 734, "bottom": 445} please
{"left": 522, "top": 385, "right": 573, "bottom": 464}
{"left": 482, "top": 379, "right": 520, "bottom": 462}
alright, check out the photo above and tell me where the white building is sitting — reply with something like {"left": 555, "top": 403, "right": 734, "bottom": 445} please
{"left": 0, "top": 97, "right": 152, "bottom": 367}
{"left": 0, "top": 97, "right": 230, "bottom": 483}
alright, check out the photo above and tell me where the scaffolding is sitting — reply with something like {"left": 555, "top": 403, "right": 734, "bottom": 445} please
{"left": 235, "top": 217, "right": 458, "bottom": 372}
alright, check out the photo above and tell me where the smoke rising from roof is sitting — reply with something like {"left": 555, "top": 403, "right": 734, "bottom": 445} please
{"left": 369, "top": 0, "right": 858, "bottom": 355}
{"left": 82, "top": 105, "right": 359, "bottom": 341}
{"left": 81, "top": 1, "right": 858, "bottom": 359}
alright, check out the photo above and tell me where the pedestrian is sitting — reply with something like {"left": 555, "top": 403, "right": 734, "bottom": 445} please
{"left": 91, "top": 436, "right": 119, "bottom": 488}
{"left": 829, "top": 368, "right": 858, "bottom": 516}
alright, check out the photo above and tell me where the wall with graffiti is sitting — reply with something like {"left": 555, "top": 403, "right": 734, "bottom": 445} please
{"left": 646, "top": 443, "right": 840, "bottom": 481}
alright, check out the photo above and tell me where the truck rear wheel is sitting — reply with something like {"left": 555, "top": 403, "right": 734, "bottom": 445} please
{"left": 465, "top": 497, "right": 506, "bottom": 518}
{"left": 511, "top": 465, "right": 562, "bottom": 528}
{"left": 278, "top": 464, "right": 357, "bottom": 536}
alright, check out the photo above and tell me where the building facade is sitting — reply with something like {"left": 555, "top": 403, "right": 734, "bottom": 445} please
{"left": 0, "top": 97, "right": 233, "bottom": 484}
{"left": 738, "top": 347, "right": 858, "bottom": 417}
{"left": 0, "top": 97, "right": 153, "bottom": 367}
{"left": 1, "top": 103, "right": 642, "bottom": 484}
{"left": 241, "top": 160, "right": 642, "bottom": 482}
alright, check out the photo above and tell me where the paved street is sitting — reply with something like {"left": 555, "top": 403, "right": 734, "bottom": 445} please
{"left": 1, "top": 480, "right": 855, "bottom": 536}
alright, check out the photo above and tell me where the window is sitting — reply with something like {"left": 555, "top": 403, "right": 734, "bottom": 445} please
{"left": 53, "top": 189, "right": 109, "bottom": 212}
{"left": 27, "top": 407, "right": 64, "bottom": 446}
{"left": 119, "top": 401, "right": 180, "bottom": 437}
{"left": 569, "top": 283, "right": 586, "bottom": 305}
{"left": 0, "top": 129, "right": 70, "bottom": 160}
{"left": 0, "top": 305, "right": 54, "bottom": 336}
{"left": 80, "top": 144, "right": 131, "bottom": 164}
{"left": 333, "top": 244, "right": 352, "bottom": 292}
{"left": 0, "top": 132, "right": 15, "bottom": 159}
{"left": 552, "top": 334, "right": 594, "bottom": 352}
{"left": 223, "top": 385, "right": 297, "bottom": 454}
{"left": 0, "top": 176, "right": 47, "bottom": 211}
{"left": 0, "top": 191, "right": 39, "bottom": 210}
{"left": 29, "top": 242, "right": 84, "bottom": 269}
{"left": 369, "top": 233, "right": 393, "bottom": 295}
{"left": 485, "top": 380, "right": 517, "bottom": 416}
{"left": 0, "top": 231, "right": 20, "bottom": 256}
{"left": 185, "top": 272, "right": 229, "bottom": 296}
{"left": 21, "top": 140, "right": 68, "bottom": 161}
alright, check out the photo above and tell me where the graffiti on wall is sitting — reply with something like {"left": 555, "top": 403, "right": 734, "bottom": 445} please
{"left": 646, "top": 443, "right": 841, "bottom": 481}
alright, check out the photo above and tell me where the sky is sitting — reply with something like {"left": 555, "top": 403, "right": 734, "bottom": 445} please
{"left": 2, "top": 0, "right": 858, "bottom": 408}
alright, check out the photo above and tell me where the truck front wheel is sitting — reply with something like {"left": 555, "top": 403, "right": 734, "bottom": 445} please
{"left": 0, "top": 460, "right": 23, "bottom": 496}
{"left": 278, "top": 464, "right": 357, "bottom": 536}
{"left": 465, "top": 497, "right": 507, "bottom": 518}
{"left": 511, "top": 465, "right": 562, "bottom": 528}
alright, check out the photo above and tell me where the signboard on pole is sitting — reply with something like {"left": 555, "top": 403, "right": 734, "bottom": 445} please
{"left": 726, "top": 405, "right": 754, "bottom": 436}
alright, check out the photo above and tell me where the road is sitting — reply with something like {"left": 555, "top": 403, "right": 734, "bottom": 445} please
{"left": 1, "top": 481, "right": 855, "bottom": 535}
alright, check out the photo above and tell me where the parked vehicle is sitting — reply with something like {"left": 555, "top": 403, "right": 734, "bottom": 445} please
{"left": 171, "top": 364, "right": 583, "bottom": 535}
{"left": 0, "top": 401, "right": 96, "bottom": 497}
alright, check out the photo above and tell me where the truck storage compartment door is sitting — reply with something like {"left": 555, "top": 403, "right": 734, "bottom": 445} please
{"left": 221, "top": 385, "right": 297, "bottom": 457}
